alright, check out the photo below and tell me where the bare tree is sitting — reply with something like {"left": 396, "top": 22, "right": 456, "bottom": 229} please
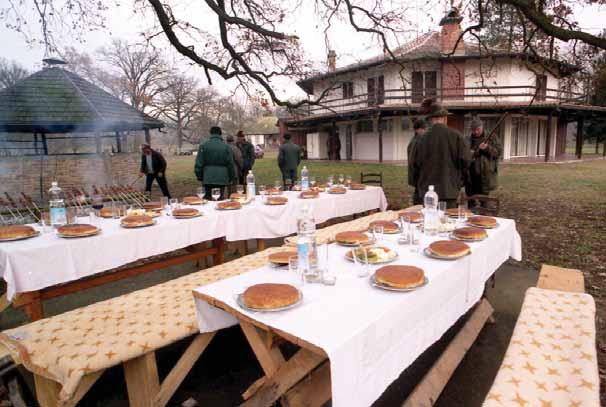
{"left": 60, "top": 47, "right": 123, "bottom": 98}
{"left": 98, "top": 39, "right": 169, "bottom": 111}
{"left": 0, "top": 58, "right": 29, "bottom": 89}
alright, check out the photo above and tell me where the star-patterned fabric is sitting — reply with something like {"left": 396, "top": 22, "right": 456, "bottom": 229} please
{"left": 483, "top": 287, "right": 599, "bottom": 407}
{"left": 0, "top": 211, "right": 399, "bottom": 404}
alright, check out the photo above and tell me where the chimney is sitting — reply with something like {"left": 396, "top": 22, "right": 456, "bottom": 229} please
{"left": 327, "top": 50, "right": 337, "bottom": 71}
{"left": 439, "top": 8, "right": 465, "bottom": 56}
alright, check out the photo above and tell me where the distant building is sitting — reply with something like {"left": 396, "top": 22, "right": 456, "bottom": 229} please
{"left": 284, "top": 10, "right": 606, "bottom": 161}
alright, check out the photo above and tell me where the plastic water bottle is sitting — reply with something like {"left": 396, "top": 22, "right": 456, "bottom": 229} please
{"left": 423, "top": 185, "right": 439, "bottom": 236}
{"left": 48, "top": 181, "right": 67, "bottom": 228}
{"left": 297, "top": 205, "right": 319, "bottom": 282}
{"left": 301, "top": 166, "right": 309, "bottom": 191}
{"left": 246, "top": 170, "right": 256, "bottom": 200}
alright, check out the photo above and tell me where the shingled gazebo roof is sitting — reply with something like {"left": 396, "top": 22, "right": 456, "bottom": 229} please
{"left": 0, "top": 66, "right": 164, "bottom": 133}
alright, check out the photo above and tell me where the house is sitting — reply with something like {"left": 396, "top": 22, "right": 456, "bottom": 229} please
{"left": 284, "top": 9, "right": 606, "bottom": 162}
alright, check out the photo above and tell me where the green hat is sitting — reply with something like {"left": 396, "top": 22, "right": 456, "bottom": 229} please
{"left": 420, "top": 98, "right": 450, "bottom": 118}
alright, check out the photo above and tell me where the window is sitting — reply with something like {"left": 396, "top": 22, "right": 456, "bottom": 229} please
{"left": 367, "top": 75, "right": 384, "bottom": 106}
{"left": 356, "top": 120, "right": 374, "bottom": 133}
{"left": 379, "top": 119, "right": 393, "bottom": 132}
{"left": 536, "top": 75, "right": 547, "bottom": 101}
{"left": 342, "top": 82, "right": 354, "bottom": 99}
{"left": 537, "top": 120, "right": 547, "bottom": 155}
{"left": 510, "top": 117, "right": 530, "bottom": 157}
{"left": 401, "top": 116, "right": 411, "bottom": 130}
{"left": 412, "top": 71, "right": 438, "bottom": 103}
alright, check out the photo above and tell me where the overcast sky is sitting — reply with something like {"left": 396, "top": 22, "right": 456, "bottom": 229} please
{"left": 1, "top": 0, "right": 605, "bottom": 101}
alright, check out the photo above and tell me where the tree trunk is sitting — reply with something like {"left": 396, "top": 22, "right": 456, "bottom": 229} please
{"left": 595, "top": 140, "right": 599, "bottom": 154}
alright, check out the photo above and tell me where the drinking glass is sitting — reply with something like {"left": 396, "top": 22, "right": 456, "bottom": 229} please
{"left": 338, "top": 174, "right": 345, "bottom": 185}
{"left": 409, "top": 223, "right": 420, "bottom": 253}
{"left": 345, "top": 175, "right": 352, "bottom": 186}
{"left": 438, "top": 202, "right": 448, "bottom": 237}
{"left": 352, "top": 242, "right": 369, "bottom": 278}
{"left": 294, "top": 181, "right": 301, "bottom": 191}
{"left": 310, "top": 177, "right": 317, "bottom": 188}
{"left": 236, "top": 185, "right": 244, "bottom": 195}
{"left": 288, "top": 256, "right": 304, "bottom": 288}
{"left": 169, "top": 198, "right": 179, "bottom": 215}
{"left": 373, "top": 224, "right": 384, "bottom": 244}
{"left": 196, "top": 187, "right": 204, "bottom": 200}
{"left": 319, "top": 243, "right": 336, "bottom": 285}
{"left": 327, "top": 175, "right": 334, "bottom": 188}
{"left": 92, "top": 195, "right": 104, "bottom": 215}
{"left": 273, "top": 180, "right": 281, "bottom": 194}
{"left": 38, "top": 217, "right": 51, "bottom": 233}
{"left": 284, "top": 179, "right": 292, "bottom": 191}
{"left": 211, "top": 188, "right": 221, "bottom": 201}
{"left": 398, "top": 215, "right": 411, "bottom": 245}
{"left": 258, "top": 185, "right": 266, "bottom": 202}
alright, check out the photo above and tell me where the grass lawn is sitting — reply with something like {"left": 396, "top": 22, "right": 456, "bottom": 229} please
{"left": 164, "top": 155, "right": 606, "bottom": 393}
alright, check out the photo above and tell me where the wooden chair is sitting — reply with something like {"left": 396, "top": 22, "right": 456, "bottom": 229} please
{"left": 468, "top": 194, "right": 500, "bottom": 216}
{"left": 360, "top": 172, "right": 383, "bottom": 187}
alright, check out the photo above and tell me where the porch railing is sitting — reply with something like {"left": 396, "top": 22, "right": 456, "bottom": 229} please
{"left": 291, "top": 85, "right": 589, "bottom": 117}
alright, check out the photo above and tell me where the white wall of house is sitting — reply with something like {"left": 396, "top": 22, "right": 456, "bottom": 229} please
{"left": 306, "top": 132, "right": 321, "bottom": 159}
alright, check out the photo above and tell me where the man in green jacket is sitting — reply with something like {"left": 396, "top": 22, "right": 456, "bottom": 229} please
{"left": 411, "top": 99, "right": 471, "bottom": 208}
{"left": 277, "top": 133, "right": 301, "bottom": 187}
{"left": 236, "top": 131, "right": 256, "bottom": 185}
{"left": 466, "top": 118, "right": 502, "bottom": 204}
{"left": 194, "top": 126, "right": 235, "bottom": 200}
{"left": 407, "top": 118, "right": 428, "bottom": 205}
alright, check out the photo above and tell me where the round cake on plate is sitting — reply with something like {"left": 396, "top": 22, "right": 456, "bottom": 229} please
{"left": 266, "top": 196, "right": 288, "bottom": 205}
{"left": 452, "top": 227, "right": 487, "bottom": 241}
{"left": 328, "top": 186, "right": 347, "bottom": 194}
{"left": 428, "top": 240, "right": 470, "bottom": 258}
{"left": 300, "top": 190, "right": 319, "bottom": 199}
{"left": 369, "top": 220, "right": 400, "bottom": 234}
{"left": 242, "top": 283, "right": 300, "bottom": 310}
{"left": 121, "top": 215, "right": 154, "bottom": 228}
{"left": 349, "top": 183, "right": 366, "bottom": 190}
{"left": 399, "top": 211, "right": 422, "bottom": 223}
{"left": 0, "top": 225, "right": 38, "bottom": 241}
{"left": 99, "top": 208, "right": 115, "bottom": 218}
{"left": 375, "top": 265, "right": 425, "bottom": 289}
{"left": 182, "top": 196, "right": 204, "bottom": 205}
{"left": 268, "top": 250, "right": 297, "bottom": 265}
{"left": 142, "top": 202, "right": 163, "bottom": 211}
{"left": 445, "top": 208, "right": 473, "bottom": 218}
{"left": 217, "top": 201, "right": 242, "bottom": 210}
{"left": 335, "top": 231, "right": 370, "bottom": 245}
{"left": 468, "top": 215, "right": 497, "bottom": 228}
{"left": 173, "top": 208, "right": 200, "bottom": 218}
{"left": 57, "top": 224, "right": 99, "bottom": 237}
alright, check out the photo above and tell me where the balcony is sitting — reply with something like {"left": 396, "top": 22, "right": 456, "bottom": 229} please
{"left": 291, "top": 86, "right": 589, "bottom": 118}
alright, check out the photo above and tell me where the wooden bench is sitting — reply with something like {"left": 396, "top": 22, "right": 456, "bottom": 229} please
{"left": 483, "top": 264, "right": 599, "bottom": 406}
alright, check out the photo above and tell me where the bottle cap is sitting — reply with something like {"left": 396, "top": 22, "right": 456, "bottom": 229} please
{"left": 51, "top": 181, "right": 58, "bottom": 187}
{"left": 428, "top": 185, "right": 434, "bottom": 191}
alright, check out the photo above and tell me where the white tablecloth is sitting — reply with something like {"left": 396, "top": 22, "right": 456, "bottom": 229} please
{"left": 194, "top": 218, "right": 522, "bottom": 407}
{"left": 0, "top": 187, "right": 387, "bottom": 299}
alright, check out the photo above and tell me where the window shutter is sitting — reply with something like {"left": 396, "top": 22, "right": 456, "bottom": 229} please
{"left": 536, "top": 75, "right": 547, "bottom": 101}
{"left": 367, "top": 78, "right": 376, "bottom": 106}
{"left": 377, "top": 75, "right": 385, "bottom": 104}
{"left": 412, "top": 72, "right": 423, "bottom": 103}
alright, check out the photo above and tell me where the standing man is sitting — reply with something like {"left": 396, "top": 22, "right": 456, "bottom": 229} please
{"left": 139, "top": 143, "right": 171, "bottom": 199}
{"left": 410, "top": 99, "right": 471, "bottom": 208}
{"left": 466, "top": 118, "right": 502, "bottom": 204}
{"left": 407, "top": 118, "right": 428, "bottom": 205}
{"left": 194, "top": 126, "right": 235, "bottom": 200}
{"left": 278, "top": 133, "right": 301, "bottom": 187}
{"left": 236, "top": 131, "right": 256, "bottom": 185}
{"left": 226, "top": 134, "right": 243, "bottom": 194}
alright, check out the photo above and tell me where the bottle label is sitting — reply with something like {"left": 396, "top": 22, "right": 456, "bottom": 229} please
{"left": 302, "top": 178, "right": 309, "bottom": 190}
{"left": 50, "top": 207, "right": 66, "bottom": 225}
{"left": 297, "top": 241, "right": 309, "bottom": 271}
{"left": 247, "top": 184, "right": 256, "bottom": 199}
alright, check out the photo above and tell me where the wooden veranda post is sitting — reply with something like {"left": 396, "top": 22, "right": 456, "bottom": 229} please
{"left": 544, "top": 111, "right": 552, "bottom": 162}
{"left": 378, "top": 115, "right": 383, "bottom": 163}
{"left": 95, "top": 132, "right": 102, "bottom": 153}
{"left": 41, "top": 133, "right": 48, "bottom": 155}
{"left": 115, "top": 131, "right": 122, "bottom": 153}
{"left": 576, "top": 117, "right": 584, "bottom": 159}
{"left": 144, "top": 129, "right": 151, "bottom": 144}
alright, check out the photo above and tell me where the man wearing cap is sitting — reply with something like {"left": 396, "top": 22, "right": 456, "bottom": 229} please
{"left": 410, "top": 99, "right": 471, "bottom": 208}
{"left": 407, "top": 118, "right": 428, "bottom": 205}
{"left": 194, "top": 126, "right": 235, "bottom": 200}
{"left": 236, "top": 131, "right": 256, "bottom": 185}
{"left": 226, "top": 134, "right": 243, "bottom": 194}
{"left": 139, "top": 143, "right": 171, "bottom": 199}
{"left": 466, "top": 118, "right": 502, "bottom": 202}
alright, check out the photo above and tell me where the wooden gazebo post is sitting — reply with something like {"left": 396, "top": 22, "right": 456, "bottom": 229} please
{"left": 576, "top": 116, "right": 584, "bottom": 159}
{"left": 544, "top": 111, "right": 553, "bottom": 162}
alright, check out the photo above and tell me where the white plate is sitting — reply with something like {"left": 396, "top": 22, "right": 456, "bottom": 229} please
{"left": 370, "top": 274, "right": 429, "bottom": 292}
{"left": 236, "top": 289, "right": 303, "bottom": 312}
{"left": 345, "top": 247, "right": 398, "bottom": 264}
{"left": 120, "top": 219, "right": 157, "bottom": 228}
{"left": 56, "top": 228, "right": 101, "bottom": 238}
{"left": 449, "top": 232, "right": 486, "bottom": 242}
{"left": 423, "top": 247, "right": 471, "bottom": 260}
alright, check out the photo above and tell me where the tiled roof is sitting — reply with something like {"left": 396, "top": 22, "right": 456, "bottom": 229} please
{"left": 0, "top": 67, "right": 164, "bottom": 133}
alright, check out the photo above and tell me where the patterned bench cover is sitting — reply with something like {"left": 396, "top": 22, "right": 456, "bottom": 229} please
{"left": 483, "top": 287, "right": 599, "bottom": 407}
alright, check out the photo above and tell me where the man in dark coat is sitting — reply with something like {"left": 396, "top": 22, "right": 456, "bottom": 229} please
{"left": 236, "top": 131, "right": 256, "bottom": 185}
{"left": 407, "top": 118, "right": 428, "bottom": 205}
{"left": 278, "top": 133, "right": 301, "bottom": 187}
{"left": 139, "top": 143, "right": 171, "bottom": 199}
{"left": 194, "top": 126, "right": 235, "bottom": 200}
{"left": 226, "top": 134, "right": 243, "bottom": 194}
{"left": 466, "top": 118, "right": 502, "bottom": 202}
{"left": 410, "top": 99, "right": 471, "bottom": 208}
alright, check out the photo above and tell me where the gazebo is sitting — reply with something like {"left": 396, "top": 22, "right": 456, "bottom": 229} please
{"left": 0, "top": 59, "right": 164, "bottom": 200}
{"left": 0, "top": 59, "right": 163, "bottom": 155}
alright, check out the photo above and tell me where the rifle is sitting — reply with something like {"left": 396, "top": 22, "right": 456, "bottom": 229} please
{"left": 472, "top": 112, "right": 509, "bottom": 158}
